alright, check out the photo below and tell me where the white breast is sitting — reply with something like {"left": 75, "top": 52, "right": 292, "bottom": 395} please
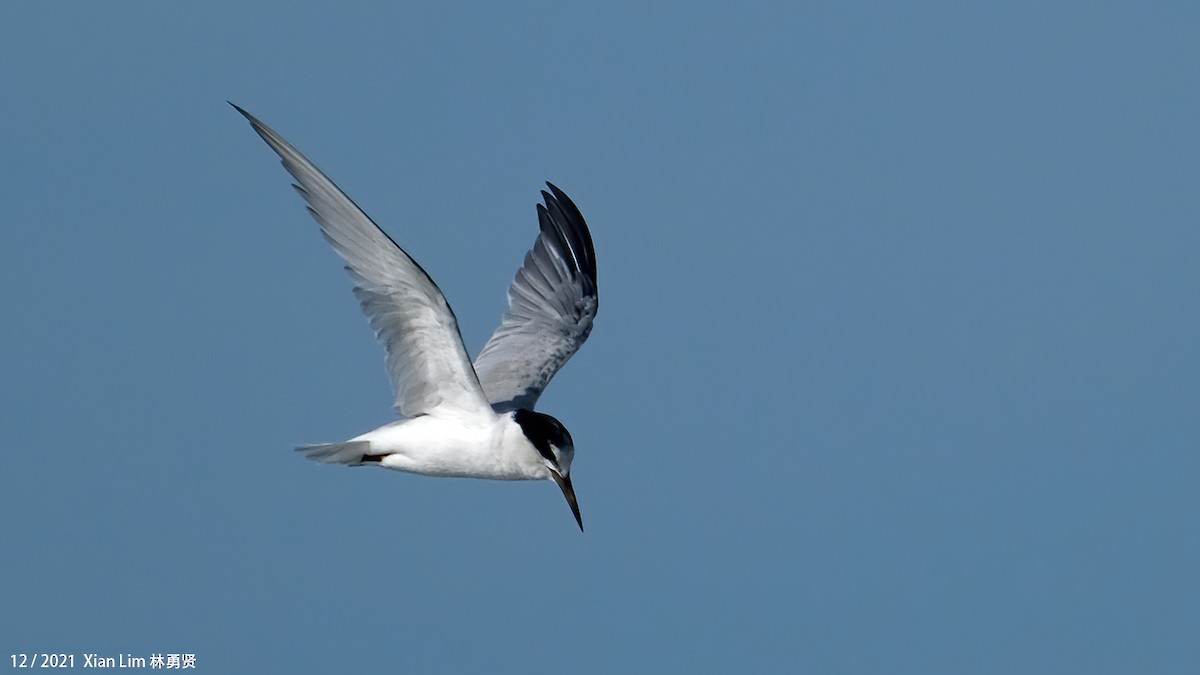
{"left": 351, "top": 413, "right": 548, "bottom": 481}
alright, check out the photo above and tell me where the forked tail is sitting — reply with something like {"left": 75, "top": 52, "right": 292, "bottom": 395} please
{"left": 295, "top": 442, "right": 373, "bottom": 466}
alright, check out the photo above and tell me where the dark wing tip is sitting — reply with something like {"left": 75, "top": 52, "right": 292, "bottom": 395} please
{"left": 538, "top": 182, "right": 598, "bottom": 292}
{"left": 229, "top": 102, "right": 284, "bottom": 151}
{"left": 229, "top": 101, "right": 259, "bottom": 126}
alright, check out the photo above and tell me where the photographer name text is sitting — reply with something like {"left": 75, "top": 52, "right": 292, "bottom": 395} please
{"left": 9, "top": 654, "right": 196, "bottom": 669}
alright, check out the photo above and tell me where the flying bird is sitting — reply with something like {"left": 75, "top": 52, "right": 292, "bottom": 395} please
{"left": 232, "top": 104, "right": 598, "bottom": 531}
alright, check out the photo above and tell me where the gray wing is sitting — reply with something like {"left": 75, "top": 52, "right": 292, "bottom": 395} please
{"left": 233, "top": 104, "right": 492, "bottom": 419}
{"left": 473, "top": 183, "right": 598, "bottom": 411}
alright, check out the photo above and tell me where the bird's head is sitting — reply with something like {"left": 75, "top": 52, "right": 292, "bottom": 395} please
{"left": 513, "top": 408, "right": 582, "bottom": 531}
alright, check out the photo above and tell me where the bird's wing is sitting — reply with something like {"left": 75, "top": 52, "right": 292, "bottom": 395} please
{"left": 473, "top": 183, "right": 598, "bottom": 411}
{"left": 233, "top": 104, "right": 491, "bottom": 419}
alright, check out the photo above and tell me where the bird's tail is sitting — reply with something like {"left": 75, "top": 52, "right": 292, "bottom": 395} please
{"left": 295, "top": 441, "right": 373, "bottom": 465}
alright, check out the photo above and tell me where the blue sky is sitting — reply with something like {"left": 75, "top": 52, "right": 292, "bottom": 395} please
{"left": 2, "top": 2, "right": 1198, "bottom": 673}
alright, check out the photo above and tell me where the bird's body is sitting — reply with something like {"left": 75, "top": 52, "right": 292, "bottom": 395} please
{"left": 367, "top": 414, "right": 545, "bottom": 480}
{"left": 233, "top": 103, "right": 596, "bottom": 530}
{"left": 309, "top": 412, "right": 551, "bottom": 481}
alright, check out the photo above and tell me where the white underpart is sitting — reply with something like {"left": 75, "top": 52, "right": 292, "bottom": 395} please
{"left": 357, "top": 413, "right": 551, "bottom": 480}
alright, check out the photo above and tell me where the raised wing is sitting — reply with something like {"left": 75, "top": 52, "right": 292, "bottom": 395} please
{"left": 233, "top": 104, "right": 491, "bottom": 419}
{"left": 473, "top": 183, "right": 598, "bottom": 411}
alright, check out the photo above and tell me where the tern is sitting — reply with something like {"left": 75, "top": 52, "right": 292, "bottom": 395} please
{"left": 233, "top": 104, "right": 598, "bottom": 531}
